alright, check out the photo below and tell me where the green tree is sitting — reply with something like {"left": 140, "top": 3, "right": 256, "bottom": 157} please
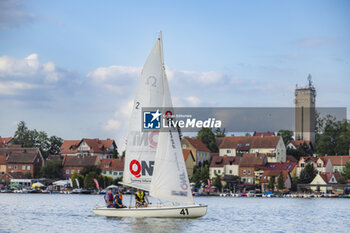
{"left": 13, "top": 121, "right": 28, "bottom": 145}
{"left": 197, "top": 128, "right": 218, "bottom": 152}
{"left": 112, "top": 148, "right": 119, "bottom": 159}
{"left": 287, "top": 143, "right": 310, "bottom": 160}
{"left": 84, "top": 171, "right": 98, "bottom": 189}
{"left": 71, "top": 171, "right": 79, "bottom": 188}
{"left": 267, "top": 176, "right": 275, "bottom": 190}
{"left": 40, "top": 160, "right": 63, "bottom": 179}
{"left": 113, "top": 176, "right": 123, "bottom": 185}
{"left": 191, "top": 167, "right": 201, "bottom": 188}
{"left": 291, "top": 176, "right": 298, "bottom": 192}
{"left": 299, "top": 163, "right": 317, "bottom": 184}
{"left": 25, "top": 172, "right": 32, "bottom": 179}
{"left": 13, "top": 121, "right": 63, "bottom": 159}
{"left": 215, "top": 128, "right": 226, "bottom": 137}
{"left": 342, "top": 161, "right": 350, "bottom": 180}
{"left": 277, "top": 173, "right": 285, "bottom": 190}
{"left": 213, "top": 173, "right": 222, "bottom": 192}
{"left": 80, "top": 165, "right": 101, "bottom": 177}
{"left": 316, "top": 115, "right": 350, "bottom": 156}
{"left": 200, "top": 165, "right": 209, "bottom": 182}
{"left": 48, "top": 136, "right": 64, "bottom": 155}
{"left": 278, "top": 130, "right": 293, "bottom": 145}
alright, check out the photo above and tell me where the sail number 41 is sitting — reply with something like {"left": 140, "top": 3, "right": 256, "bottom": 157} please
{"left": 180, "top": 208, "right": 189, "bottom": 215}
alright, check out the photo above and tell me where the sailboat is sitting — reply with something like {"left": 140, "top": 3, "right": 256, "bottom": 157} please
{"left": 93, "top": 32, "right": 207, "bottom": 218}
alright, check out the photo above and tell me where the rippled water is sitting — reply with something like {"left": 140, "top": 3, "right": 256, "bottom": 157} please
{"left": 0, "top": 194, "right": 349, "bottom": 233}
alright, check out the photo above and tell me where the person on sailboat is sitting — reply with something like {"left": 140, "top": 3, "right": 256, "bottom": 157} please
{"left": 105, "top": 188, "right": 114, "bottom": 208}
{"left": 135, "top": 189, "right": 149, "bottom": 207}
{"left": 114, "top": 189, "right": 126, "bottom": 208}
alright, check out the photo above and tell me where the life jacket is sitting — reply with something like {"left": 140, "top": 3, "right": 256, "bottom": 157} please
{"left": 105, "top": 193, "right": 114, "bottom": 203}
{"left": 115, "top": 194, "right": 123, "bottom": 205}
{"left": 136, "top": 191, "right": 144, "bottom": 202}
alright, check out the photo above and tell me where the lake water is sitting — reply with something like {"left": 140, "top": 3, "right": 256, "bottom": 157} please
{"left": 0, "top": 194, "right": 349, "bottom": 233}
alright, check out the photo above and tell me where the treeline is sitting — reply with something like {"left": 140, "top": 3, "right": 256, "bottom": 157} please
{"left": 40, "top": 162, "right": 120, "bottom": 189}
{"left": 13, "top": 121, "right": 63, "bottom": 159}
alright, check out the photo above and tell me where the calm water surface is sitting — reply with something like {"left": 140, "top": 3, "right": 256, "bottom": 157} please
{"left": 0, "top": 194, "right": 349, "bottom": 233}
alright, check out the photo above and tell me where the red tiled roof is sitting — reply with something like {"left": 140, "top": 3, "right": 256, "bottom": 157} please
{"left": 239, "top": 153, "right": 266, "bottom": 167}
{"left": 62, "top": 155, "right": 98, "bottom": 167}
{"left": 0, "top": 137, "right": 13, "bottom": 145}
{"left": 60, "top": 138, "right": 116, "bottom": 154}
{"left": 260, "top": 170, "right": 289, "bottom": 183}
{"left": 47, "top": 154, "right": 63, "bottom": 161}
{"left": 319, "top": 172, "right": 342, "bottom": 184}
{"left": 100, "top": 158, "right": 124, "bottom": 171}
{"left": 250, "top": 136, "right": 281, "bottom": 148}
{"left": 4, "top": 172, "right": 26, "bottom": 179}
{"left": 0, "top": 148, "right": 40, "bottom": 163}
{"left": 60, "top": 140, "right": 81, "bottom": 154}
{"left": 299, "top": 156, "right": 318, "bottom": 163}
{"left": 323, "top": 156, "right": 350, "bottom": 166}
{"left": 216, "top": 138, "right": 224, "bottom": 148}
{"left": 182, "top": 149, "right": 195, "bottom": 162}
{"left": 286, "top": 155, "right": 298, "bottom": 162}
{"left": 256, "top": 162, "right": 297, "bottom": 172}
{"left": 253, "top": 132, "right": 275, "bottom": 136}
{"left": 287, "top": 140, "right": 311, "bottom": 147}
{"left": 210, "top": 155, "right": 240, "bottom": 168}
{"left": 184, "top": 137, "right": 210, "bottom": 152}
{"left": 219, "top": 136, "right": 281, "bottom": 149}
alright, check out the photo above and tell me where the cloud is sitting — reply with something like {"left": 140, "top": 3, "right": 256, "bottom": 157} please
{"left": 0, "top": 0, "right": 35, "bottom": 29}
{"left": 87, "top": 65, "right": 141, "bottom": 95}
{"left": 0, "top": 53, "right": 65, "bottom": 83}
{"left": 0, "top": 81, "right": 39, "bottom": 95}
{"left": 184, "top": 96, "right": 202, "bottom": 106}
{"left": 103, "top": 119, "right": 121, "bottom": 131}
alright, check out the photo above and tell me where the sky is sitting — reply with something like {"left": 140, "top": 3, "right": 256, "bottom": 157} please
{"left": 0, "top": 0, "right": 349, "bottom": 151}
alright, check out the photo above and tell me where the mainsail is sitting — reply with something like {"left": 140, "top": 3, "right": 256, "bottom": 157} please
{"left": 149, "top": 33, "right": 195, "bottom": 205}
{"left": 122, "top": 36, "right": 165, "bottom": 191}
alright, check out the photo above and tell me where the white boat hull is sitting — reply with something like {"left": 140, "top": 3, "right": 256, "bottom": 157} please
{"left": 93, "top": 204, "right": 207, "bottom": 218}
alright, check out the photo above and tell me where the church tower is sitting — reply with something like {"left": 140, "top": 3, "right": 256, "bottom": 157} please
{"left": 295, "top": 74, "right": 316, "bottom": 145}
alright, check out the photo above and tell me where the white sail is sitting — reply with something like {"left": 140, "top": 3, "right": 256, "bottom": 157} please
{"left": 122, "top": 37, "right": 165, "bottom": 191}
{"left": 149, "top": 34, "right": 195, "bottom": 205}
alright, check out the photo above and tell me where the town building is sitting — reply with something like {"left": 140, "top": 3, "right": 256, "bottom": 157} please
{"left": 260, "top": 170, "right": 292, "bottom": 190}
{"left": 182, "top": 149, "right": 195, "bottom": 178}
{"left": 100, "top": 158, "right": 124, "bottom": 180}
{"left": 0, "top": 171, "right": 25, "bottom": 184}
{"left": 323, "top": 155, "right": 350, "bottom": 173}
{"left": 62, "top": 155, "right": 99, "bottom": 177}
{"left": 286, "top": 140, "right": 313, "bottom": 153}
{"left": 209, "top": 153, "right": 241, "bottom": 188}
{"left": 255, "top": 161, "right": 297, "bottom": 185}
{"left": 59, "top": 138, "right": 117, "bottom": 160}
{"left": 209, "top": 154, "right": 240, "bottom": 179}
{"left": 295, "top": 75, "right": 316, "bottom": 145}
{"left": 296, "top": 156, "right": 332, "bottom": 177}
{"left": 181, "top": 137, "right": 211, "bottom": 167}
{"left": 219, "top": 136, "right": 286, "bottom": 162}
{"left": 0, "top": 147, "right": 44, "bottom": 178}
{"left": 239, "top": 153, "right": 267, "bottom": 184}
{"left": 310, "top": 172, "right": 342, "bottom": 193}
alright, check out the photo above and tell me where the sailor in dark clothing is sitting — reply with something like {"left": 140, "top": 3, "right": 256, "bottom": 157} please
{"left": 105, "top": 189, "right": 114, "bottom": 208}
